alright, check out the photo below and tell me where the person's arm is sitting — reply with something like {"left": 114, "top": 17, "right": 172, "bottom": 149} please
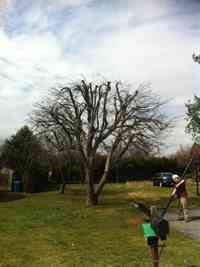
{"left": 171, "top": 179, "right": 185, "bottom": 196}
{"left": 174, "top": 179, "right": 185, "bottom": 189}
{"left": 171, "top": 187, "right": 177, "bottom": 196}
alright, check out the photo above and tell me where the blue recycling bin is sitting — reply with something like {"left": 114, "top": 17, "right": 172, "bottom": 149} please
{"left": 11, "top": 177, "right": 22, "bottom": 192}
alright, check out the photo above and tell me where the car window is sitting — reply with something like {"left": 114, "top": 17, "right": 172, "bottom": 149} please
{"left": 154, "top": 172, "right": 174, "bottom": 177}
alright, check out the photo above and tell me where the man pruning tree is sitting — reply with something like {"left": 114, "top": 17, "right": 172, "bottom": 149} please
{"left": 171, "top": 174, "right": 190, "bottom": 222}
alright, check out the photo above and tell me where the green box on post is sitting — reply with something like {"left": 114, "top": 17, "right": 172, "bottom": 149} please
{"left": 141, "top": 223, "right": 158, "bottom": 246}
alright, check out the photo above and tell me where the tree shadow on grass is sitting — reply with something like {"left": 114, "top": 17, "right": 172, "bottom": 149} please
{"left": 189, "top": 215, "right": 200, "bottom": 221}
{"left": 0, "top": 190, "right": 26, "bottom": 202}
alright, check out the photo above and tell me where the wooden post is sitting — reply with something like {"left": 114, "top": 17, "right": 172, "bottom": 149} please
{"left": 150, "top": 243, "right": 159, "bottom": 267}
{"left": 194, "top": 161, "right": 200, "bottom": 196}
{"left": 141, "top": 224, "right": 160, "bottom": 267}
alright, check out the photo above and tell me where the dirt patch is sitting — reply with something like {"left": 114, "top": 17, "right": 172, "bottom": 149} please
{"left": 0, "top": 191, "right": 26, "bottom": 202}
{"left": 127, "top": 217, "right": 143, "bottom": 226}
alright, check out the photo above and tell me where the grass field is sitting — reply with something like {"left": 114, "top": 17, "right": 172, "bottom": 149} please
{"left": 0, "top": 181, "right": 200, "bottom": 267}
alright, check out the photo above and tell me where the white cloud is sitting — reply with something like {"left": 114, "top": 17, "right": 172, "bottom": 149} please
{"left": 0, "top": 28, "right": 89, "bottom": 137}
{"left": 0, "top": 0, "right": 199, "bottom": 154}
{"left": 48, "top": 0, "right": 93, "bottom": 8}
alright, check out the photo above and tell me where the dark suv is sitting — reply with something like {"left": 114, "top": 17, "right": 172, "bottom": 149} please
{"left": 152, "top": 172, "right": 174, "bottom": 187}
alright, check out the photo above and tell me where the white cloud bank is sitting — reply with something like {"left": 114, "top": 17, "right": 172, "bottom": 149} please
{"left": 0, "top": 0, "right": 199, "bottom": 154}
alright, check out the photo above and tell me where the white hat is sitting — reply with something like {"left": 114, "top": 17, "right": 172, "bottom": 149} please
{"left": 172, "top": 174, "right": 181, "bottom": 182}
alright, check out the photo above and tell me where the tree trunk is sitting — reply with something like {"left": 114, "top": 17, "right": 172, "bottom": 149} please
{"left": 60, "top": 181, "right": 67, "bottom": 194}
{"left": 58, "top": 162, "right": 67, "bottom": 194}
{"left": 85, "top": 151, "right": 113, "bottom": 206}
{"left": 22, "top": 171, "right": 29, "bottom": 192}
{"left": 85, "top": 167, "right": 98, "bottom": 206}
{"left": 96, "top": 152, "right": 112, "bottom": 196}
{"left": 84, "top": 152, "right": 113, "bottom": 206}
{"left": 86, "top": 190, "right": 98, "bottom": 206}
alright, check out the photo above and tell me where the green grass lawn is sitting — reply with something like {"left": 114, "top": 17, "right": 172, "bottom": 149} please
{"left": 0, "top": 181, "right": 200, "bottom": 267}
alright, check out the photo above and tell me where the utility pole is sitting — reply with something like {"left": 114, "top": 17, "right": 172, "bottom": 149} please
{"left": 194, "top": 159, "right": 200, "bottom": 196}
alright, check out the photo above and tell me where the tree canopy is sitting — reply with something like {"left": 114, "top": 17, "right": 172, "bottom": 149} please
{"left": 186, "top": 95, "right": 200, "bottom": 143}
{"left": 1, "top": 126, "right": 48, "bottom": 192}
{"left": 31, "top": 79, "right": 170, "bottom": 205}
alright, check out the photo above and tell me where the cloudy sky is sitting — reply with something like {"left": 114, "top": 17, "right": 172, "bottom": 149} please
{"left": 0, "top": 0, "right": 200, "bottom": 154}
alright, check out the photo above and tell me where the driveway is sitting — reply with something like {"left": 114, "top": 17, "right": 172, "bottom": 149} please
{"left": 165, "top": 209, "right": 200, "bottom": 241}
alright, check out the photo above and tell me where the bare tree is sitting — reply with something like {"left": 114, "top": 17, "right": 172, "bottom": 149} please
{"left": 36, "top": 120, "right": 82, "bottom": 194}
{"left": 30, "top": 79, "right": 170, "bottom": 205}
